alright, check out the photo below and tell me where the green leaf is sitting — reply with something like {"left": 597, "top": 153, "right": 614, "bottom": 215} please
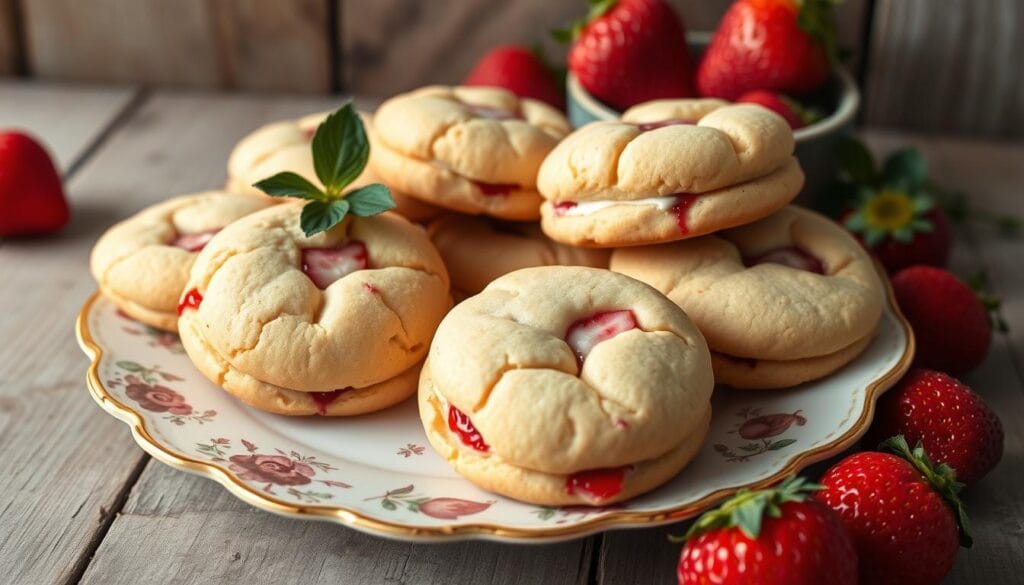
{"left": 732, "top": 496, "right": 767, "bottom": 539}
{"left": 551, "top": 0, "right": 616, "bottom": 43}
{"left": 346, "top": 183, "right": 396, "bottom": 217}
{"left": 388, "top": 485, "right": 415, "bottom": 496}
{"left": 311, "top": 102, "right": 369, "bottom": 195}
{"left": 892, "top": 227, "right": 914, "bottom": 243}
{"left": 252, "top": 171, "right": 324, "bottom": 200}
{"left": 766, "top": 439, "right": 797, "bottom": 451}
{"left": 883, "top": 149, "right": 927, "bottom": 190}
{"left": 116, "top": 361, "right": 143, "bottom": 372}
{"left": 843, "top": 212, "right": 867, "bottom": 232}
{"left": 299, "top": 199, "right": 350, "bottom": 237}
{"left": 864, "top": 228, "right": 886, "bottom": 248}
{"left": 910, "top": 219, "right": 934, "bottom": 233}
{"left": 835, "top": 137, "right": 877, "bottom": 185}
{"left": 381, "top": 499, "right": 397, "bottom": 511}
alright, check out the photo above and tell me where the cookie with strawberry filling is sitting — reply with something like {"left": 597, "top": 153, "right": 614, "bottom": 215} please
{"left": 426, "top": 215, "right": 610, "bottom": 298}
{"left": 90, "top": 191, "right": 273, "bottom": 332}
{"left": 177, "top": 203, "right": 450, "bottom": 416}
{"left": 419, "top": 266, "right": 713, "bottom": 505}
{"left": 612, "top": 206, "right": 883, "bottom": 389}
{"left": 369, "top": 86, "right": 571, "bottom": 220}
{"left": 226, "top": 111, "right": 441, "bottom": 222}
{"left": 537, "top": 99, "right": 803, "bottom": 247}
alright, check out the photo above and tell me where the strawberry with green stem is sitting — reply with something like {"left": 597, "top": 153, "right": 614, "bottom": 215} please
{"left": 254, "top": 101, "right": 395, "bottom": 236}
{"left": 836, "top": 140, "right": 953, "bottom": 273}
{"left": 675, "top": 476, "right": 857, "bottom": 584}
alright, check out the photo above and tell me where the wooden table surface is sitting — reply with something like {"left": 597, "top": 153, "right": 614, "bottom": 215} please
{"left": 0, "top": 81, "right": 1021, "bottom": 585}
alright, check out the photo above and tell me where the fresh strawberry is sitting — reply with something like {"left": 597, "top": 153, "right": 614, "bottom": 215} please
{"left": 565, "top": 310, "right": 637, "bottom": 363}
{"left": 697, "top": 0, "right": 837, "bottom": 100}
{"left": 171, "top": 229, "right": 220, "bottom": 253}
{"left": 0, "top": 131, "right": 69, "bottom": 237}
{"left": 842, "top": 194, "right": 953, "bottom": 273}
{"left": 735, "top": 90, "right": 821, "bottom": 129}
{"left": 816, "top": 437, "right": 970, "bottom": 585}
{"left": 676, "top": 477, "right": 857, "bottom": 585}
{"left": 464, "top": 45, "right": 565, "bottom": 110}
{"left": 866, "top": 369, "right": 1003, "bottom": 485}
{"left": 891, "top": 266, "right": 992, "bottom": 375}
{"left": 559, "top": 0, "right": 695, "bottom": 111}
{"left": 301, "top": 241, "right": 369, "bottom": 289}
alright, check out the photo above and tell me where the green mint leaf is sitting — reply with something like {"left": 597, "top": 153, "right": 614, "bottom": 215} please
{"left": 253, "top": 172, "right": 325, "bottom": 200}
{"left": 299, "top": 199, "right": 350, "bottom": 237}
{"left": 346, "top": 183, "right": 396, "bottom": 217}
{"left": 311, "top": 102, "right": 369, "bottom": 195}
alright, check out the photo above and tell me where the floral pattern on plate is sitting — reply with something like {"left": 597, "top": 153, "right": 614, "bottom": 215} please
{"left": 78, "top": 289, "right": 912, "bottom": 542}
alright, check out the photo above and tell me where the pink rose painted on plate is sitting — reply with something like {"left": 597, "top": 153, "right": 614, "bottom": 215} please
{"left": 228, "top": 454, "right": 316, "bottom": 486}
{"left": 365, "top": 485, "right": 493, "bottom": 519}
{"left": 125, "top": 379, "right": 193, "bottom": 415}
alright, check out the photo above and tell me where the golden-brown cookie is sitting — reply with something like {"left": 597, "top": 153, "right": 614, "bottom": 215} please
{"left": 426, "top": 215, "right": 610, "bottom": 296}
{"left": 370, "top": 86, "right": 571, "bottom": 220}
{"left": 611, "top": 206, "right": 883, "bottom": 388}
{"left": 177, "top": 203, "right": 451, "bottom": 415}
{"left": 90, "top": 191, "right": 274, "bottom": 331}
{"left": 419, "top": 266, "right": 713, "bottom": 505}
{"left": 537, "top": 100, "right": 802, "bottom": 247}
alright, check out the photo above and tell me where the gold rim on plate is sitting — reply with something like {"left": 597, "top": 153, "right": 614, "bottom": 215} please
{"left": 75, "top": 269, "right": 914, "bottom": 541}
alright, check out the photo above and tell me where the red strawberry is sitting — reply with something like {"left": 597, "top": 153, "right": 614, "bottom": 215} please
{"left": 735, "top": 90, "right": 820, "bottom": 129}
{"left": 0, "top": 131, "right": 69, "bottom": 237}
{"left": 891, "top": 266, "right": 992, "bottom": 374}
{"left": 697, "top": 0, "right": 836, "bottom": 100}
{"left": 561, "top": 0, "right": 695, "bottom": 111}
{"left": 565, "top": 310, "right": 637, "bottom": 363}
{"left": 677, "top": 477, "right": 857, "bottom": 585}
{"left": 301, "top": 241, "right": 369, "bottom": 289}
{"left": 816, "top": 437, "right": 970, "bottom": 585}
{"left": 842, "top": 200, "right": 953, "bottom": 274}
{"left": 464, "top": 45, "right": 565, "bottom": 110}
{"left": 866, "top": 369, "right": 1003, "bottom": 485}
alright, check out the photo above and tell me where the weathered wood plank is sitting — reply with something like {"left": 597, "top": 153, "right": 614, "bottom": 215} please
{"left": 20, "top": 0, "right": 331, "bottom": 92}
{"left": 0, "top": 84, "right": 141, "bottom": 585}
{"left": 0, "top": 0, "right": 20, "bottom": 75}
{"left": 79, "top": 464, "right": 592, "bottom": 585}
{"left": 341, "top": 0, "right": 865, "bottom": 97}
{"left": 0, "top": 81, "right": 135, "bottom": 170}
{"left": 865, "top": 0, "right": 1024, "bottom": 138}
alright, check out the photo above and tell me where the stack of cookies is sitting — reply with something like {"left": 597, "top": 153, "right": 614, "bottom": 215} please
{"left": 89, "top": 88, "right": 885, "bottom": 508}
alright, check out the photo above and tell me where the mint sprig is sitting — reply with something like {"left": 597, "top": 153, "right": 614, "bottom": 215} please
{"left": 253, "top": 101, "right": 395, "bottom": 236}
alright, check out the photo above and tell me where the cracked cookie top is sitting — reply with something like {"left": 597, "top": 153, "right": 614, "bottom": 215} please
{"left": 611, "top": 206, "right": 884, "bottom": 360}
{"left": 226, "top": 111, "right": 327, "bottom": 197}
{"left": 90, "top": 191, "right": 274, "bottom": 326}
{"left": 180, "top": 203, "right": 450, "bottom": 392}
{"left": 426, "top": 266, "right": 713, "bottom": 475}
{"left": 537, "top": 100, "right": 795, "bottom": 201}
{"left": 372, "top": 86, "right": 571, "bottom": 187}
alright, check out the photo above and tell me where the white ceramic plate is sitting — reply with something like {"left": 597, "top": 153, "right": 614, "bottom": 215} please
{"left": 77, "top": 287, "right": 912, "bottom": 543}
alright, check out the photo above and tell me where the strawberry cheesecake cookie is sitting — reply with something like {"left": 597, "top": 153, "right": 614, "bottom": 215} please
{"left": 177, "top": 202, "right": 450, "bottom": 416}
{"left": 537, "top": 99, "right": 804, "bottom": 247}
{"left": 612, "top": 206, "right": 884, "bottom": 389}
{"left": 369, "top": 86, "right": 571, "bottom": 220}
{"left": 419, "top": 266, "right": 713, "bottom": 505}
{"left": 227, "top": 111, "right": 440, "bottom": 222}
{"left": 90, "top": 191, "right": 273, "bottom": 331}
{"left": 426, "top": 215, "right": 610, "bottom": 297}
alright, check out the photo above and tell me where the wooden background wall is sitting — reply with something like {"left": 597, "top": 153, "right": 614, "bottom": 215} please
{"left": 0, "top": 0, "right": 1020, "bottom": 139}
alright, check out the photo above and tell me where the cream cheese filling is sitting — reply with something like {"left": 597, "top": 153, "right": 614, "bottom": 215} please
{"left": 554, "top": 195, "right": 678, "bottom": 216}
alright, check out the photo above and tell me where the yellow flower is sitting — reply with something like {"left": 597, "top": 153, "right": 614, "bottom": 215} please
{"left": 864, "top": 189, "right": 916, "bottom": 231}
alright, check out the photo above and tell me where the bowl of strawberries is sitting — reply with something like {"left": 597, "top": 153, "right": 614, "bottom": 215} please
{"left": 562, "top": 0, "right": 859, "bottom": 201}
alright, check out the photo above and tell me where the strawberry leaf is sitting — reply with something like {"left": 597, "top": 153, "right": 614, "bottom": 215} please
{"left": 835, "top": 137, "right": 877, "bottom": 185}
{"left": 883, "top": 149, "right": 927, "bottom": 190}
{"left": 552, "top": 0, "right": 617, "bottom": 43}
{"left": 253, "top": 172, "right": 325, "bottom": 200}
{"left": 300, "top": 200, "right": 350, "bottom": 237}
{"left": 346, "top": 184, "right": 396, "bottom": 217}
{"left": 311, "top": 102, "right": 369, "bottom": 196}
{"left": 681, "top": 476, "right": 821, "bottom": 541}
